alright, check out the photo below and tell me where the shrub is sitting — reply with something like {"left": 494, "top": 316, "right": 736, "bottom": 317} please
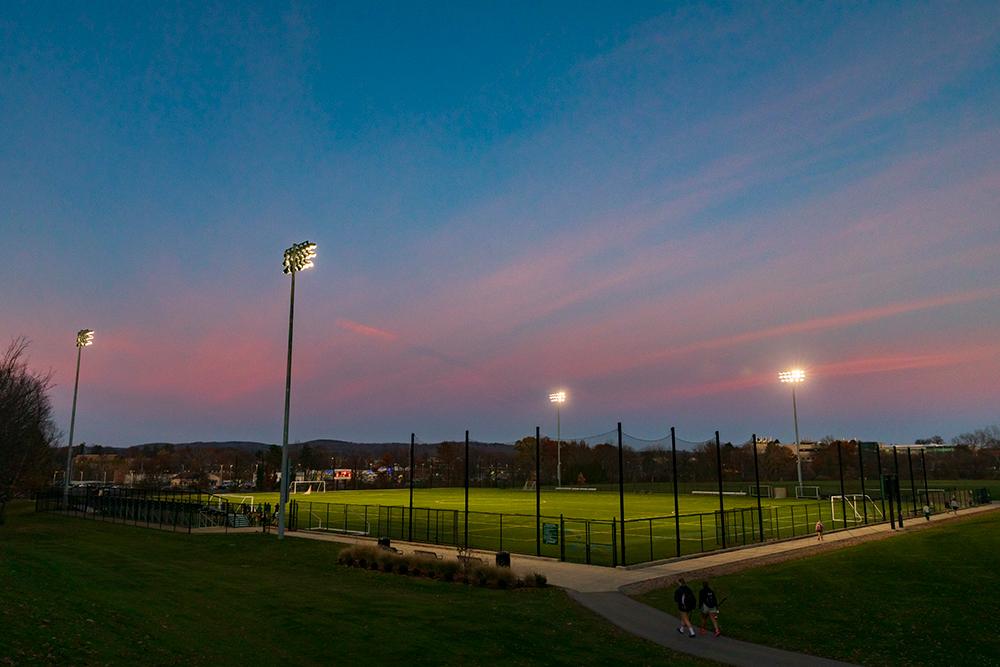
{"left": 336, "top": 544, "right": 536, "bottom": 589}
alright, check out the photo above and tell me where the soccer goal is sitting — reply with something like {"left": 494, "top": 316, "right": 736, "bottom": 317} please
{"left": 795, "top": 485, "right": 821, "bottom": 499}
{"left": 291, "top": 480, "right": 327, "bottom": 495}
{"left": 522, "top": 480, "right": 536, "bottom": 491}
{"left": 212, "top": 495, "right": 254, "bottom": 510}
{"left": 747, "top": 484, "right": 773, "bottom": 498}
{"left": 831, "top": 494, "right": 884, "bottom": 522}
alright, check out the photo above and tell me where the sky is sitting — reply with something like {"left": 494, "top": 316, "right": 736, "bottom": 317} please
{"left": 2, "top": 1, "right": 999, "bottom": 447}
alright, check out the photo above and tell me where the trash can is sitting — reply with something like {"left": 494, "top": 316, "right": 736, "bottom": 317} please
{"left": 495, "top": 551, "right": 511, "bottom": 568}
{"left": 378, "top": 537, "right": 391, "bottom": 550}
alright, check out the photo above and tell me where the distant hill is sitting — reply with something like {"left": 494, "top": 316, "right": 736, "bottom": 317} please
{"left": 113, "top": 439, "right": 517, "bottom": 457}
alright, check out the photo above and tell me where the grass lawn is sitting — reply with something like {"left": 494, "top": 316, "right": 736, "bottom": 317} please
{"left": 637, "top": 510, "right": 1000, "bottom": 666}
{"left": 0, "top": 502, "right": 714, "bottom": 667}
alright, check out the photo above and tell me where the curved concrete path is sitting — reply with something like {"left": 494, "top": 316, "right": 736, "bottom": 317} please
{"left": 568, "top": 590, "right": 853, "bottom": 667}
{"left": 283, "top": 504, "right": 998, "bottom": 666}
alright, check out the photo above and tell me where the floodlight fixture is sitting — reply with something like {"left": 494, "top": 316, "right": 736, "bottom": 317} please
{"left": 282, "top": 241, "right": 317, "bottom": 274}
{"left": 549, "top": 391, "right": 566, "bottom": 404}
{"left": 778, "top": 368, "right": 805, "bottom": 383}
{"left": 76, "top": 329, "right": 94, "bottom": 347}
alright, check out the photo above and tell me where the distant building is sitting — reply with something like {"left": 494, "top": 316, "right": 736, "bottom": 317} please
{"left": 170, "top": 471, "right": 221, "bottom": 489}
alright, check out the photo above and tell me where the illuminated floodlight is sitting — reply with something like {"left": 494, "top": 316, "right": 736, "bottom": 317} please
{"left": 282, "top": 241, "right": 317, "bottom": 274}
{"left": 778, "top": 369, "right": 805, "bottom": 383}
{"left": 277, "top": 240, "right": 317, "bottom": 540}
{"left": 549, "top": 390, "right": 567, "bottom": 486}
{"left": 778, "top": 368, "right": 807, "bottom": 489}
{"left": 65, "top": 328, "right": 95, "bottom": 500}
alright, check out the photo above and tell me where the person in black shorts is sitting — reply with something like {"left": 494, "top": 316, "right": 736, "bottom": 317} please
{"left": 674, "top": 577, "right": 697, "bottom": 638}
{"left": 698, "top": 581, "right": 721, "bottom": 636}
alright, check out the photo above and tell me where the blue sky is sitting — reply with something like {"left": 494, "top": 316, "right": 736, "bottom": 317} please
{"left": 2, "top": 2, "right": 999, "bottom": 446}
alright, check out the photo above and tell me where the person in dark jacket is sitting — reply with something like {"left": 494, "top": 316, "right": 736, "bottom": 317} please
{"left": 674, "top": 577, "right": 697, "bottom": 637}
{"left": 698, "top": 581, "right": 721, "bottom": 636}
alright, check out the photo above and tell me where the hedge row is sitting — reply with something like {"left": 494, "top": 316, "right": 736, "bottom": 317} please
{"left": 337, "top": 545, "right": 547, "bottom": 589}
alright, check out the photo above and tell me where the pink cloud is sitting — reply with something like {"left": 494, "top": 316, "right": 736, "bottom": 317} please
{"left": 336, "top": 318, "right": 398, "bottom": 342}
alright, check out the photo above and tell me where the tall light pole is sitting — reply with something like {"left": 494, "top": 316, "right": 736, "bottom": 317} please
{"left": 278, "top": 241, "right": 317, "bottom": 539}
{"left": 64, "top": 329, "right": 94, "bottom": 500}
{"left": 778, "top": 368, "right": 806, "bottom": 490}
{"left": 549, "top": 391, "right": 566, "bottom": 487}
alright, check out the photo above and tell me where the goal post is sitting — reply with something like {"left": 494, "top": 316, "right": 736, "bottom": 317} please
{"left": 747, "top": 484, "right": 773, "bottom": 498}
{"left": 795, "top": 485, "right": 821, "bottom": 499}
{"left": 522, "top": 480, "right": 536, "bottom": 491}
{"left": 831, "top": 494, "right": 883, "bottom": 522}
{"left": 290, "top": 480, "right": 327, "bottom": 495}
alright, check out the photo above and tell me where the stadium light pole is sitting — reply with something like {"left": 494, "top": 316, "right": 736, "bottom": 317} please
{"left": 64, "top": 329, "right": 94, "bottom": 502}
{"left": 778, "top": 369, "right": 806, "bottom": 491}
{"left": 278, "top": 241, "right": 317, "bottom": 540}
{"left": 549, "top": 391, "right": 566, "bottom": 487}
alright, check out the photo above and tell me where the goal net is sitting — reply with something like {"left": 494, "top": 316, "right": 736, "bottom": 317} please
{"left": 522, "top": 480, "right": 536, "bottom": 491}
{"left": 291, "top": 481, "right": 327, "bottom": 495}
{"left": 747, "top": 484, "right": 773, "bottom": 498}
{"left": 212, "top": 495, "right": 254, "bottom": 510}
{"left": 795, "top": 485, "right": 821, "bottom": 499}
{"left": 831, "top": 494, "right": 884, "bottom": 522}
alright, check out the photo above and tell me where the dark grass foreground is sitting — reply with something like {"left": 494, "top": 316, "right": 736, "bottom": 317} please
{"left": 638, "top": 510, "right": 1000, "bottom": 666}
{"left": 0, "top": 502, "right": 712, "bottom": 667}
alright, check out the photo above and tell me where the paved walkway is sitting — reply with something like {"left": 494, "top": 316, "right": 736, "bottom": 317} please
{"left": 283, "top": 504, "right": 997, "bottom": 666}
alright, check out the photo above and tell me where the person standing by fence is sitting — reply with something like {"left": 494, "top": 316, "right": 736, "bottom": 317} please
{"left": 674, "top": 578, "right": 697, "bottom": 638}
{"left": 815, "top": 519, "right": 824, "bottom": 541}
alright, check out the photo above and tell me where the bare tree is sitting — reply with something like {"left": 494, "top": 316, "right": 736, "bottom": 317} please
{"left": 0, "top": 338, "right": 60, "bottom": 496}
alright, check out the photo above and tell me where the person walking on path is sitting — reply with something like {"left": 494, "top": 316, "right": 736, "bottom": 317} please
{"left": 815, "top": 519, "right": 824, "bottom": 541}
{"left": 923, "top": 504, "right": 931, "bottom": 521}
{"left": 698, "top": 581, "right": 722, "bottom": 637}
{"left": 674, "top": 577, "right": 697, "bottom": 638}
{"left": 950, "top": 495, "right": 959, "bottom": 514}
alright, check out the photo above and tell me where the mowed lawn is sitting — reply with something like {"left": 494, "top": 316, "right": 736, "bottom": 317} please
{"left": 638, "top": 510, "right": 1000, "bottom": 666}
{"left": 0, "top": 502, "right": 714, "bottom": 667}
{"left": 224, "top": 486, "right": 798, "bottom": 518}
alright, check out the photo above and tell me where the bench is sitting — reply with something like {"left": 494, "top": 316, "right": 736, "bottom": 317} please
{"left": 413, "top": 549, "right": 442, "bottom": 560}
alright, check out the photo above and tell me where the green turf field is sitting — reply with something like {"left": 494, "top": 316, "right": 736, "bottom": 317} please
{"left": 0, "top": 501, "right": 715, "bottom": 667}
{"left": 637, "top": 510, "right": 1000, "bottom": 666}
{"left": 220, "top": 486, "right": 896, "bottom": 565}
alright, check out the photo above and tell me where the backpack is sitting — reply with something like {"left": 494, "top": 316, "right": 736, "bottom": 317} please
{"left": 679, "top": 588, "right": 694, "bottom": 610}
{"left": 704, "top": 589, "right": 717, "bottom": 608}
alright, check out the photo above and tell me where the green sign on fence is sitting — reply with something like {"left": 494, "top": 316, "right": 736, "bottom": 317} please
{"left": 542, "top": 522, "right": 559, "bottom": 545}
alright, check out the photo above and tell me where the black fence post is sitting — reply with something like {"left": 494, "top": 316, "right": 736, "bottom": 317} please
{"left": 882, "top": 475, "right": 896, "bottom": 530}
{"left": 857, "top": 442, "right": 868, "bottom": 524}
{"left": 535, "top": 426, "right": 541, "bottom": 557}
{"left": 892, "top": 446, "right": 904, "bottom": 527}
{"left": 464, "top": 430, "right": 469, "bottom": 549}
{"left": 714, "top": 431, "right": 726, "bottom": 549}
{"left": 875, "top": 444, "right": 886, "bottom": 518}
{"left": 921, "top": 448, "right": 930, "bottom": 508}
{"left": 751, "top": 433, "right": 764, "bottom": 542}
{"left": 408, "top": 433, "right": 414, "bottom": 542}
{"left": 617, "top": 422, "right": 626, "bottom": 566}
{"left": 836, "top": 441, "right": 847, "bottom": 528}
{"left": 907, "top": 448, "right": 918, "bottom": 515}
{"left": 671, "top": 427, "right": 680, "bottom": 557}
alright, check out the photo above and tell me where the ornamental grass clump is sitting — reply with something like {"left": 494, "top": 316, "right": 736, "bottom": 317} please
{"left": 336, "top": 544, "right": 547, "bottom": 589}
